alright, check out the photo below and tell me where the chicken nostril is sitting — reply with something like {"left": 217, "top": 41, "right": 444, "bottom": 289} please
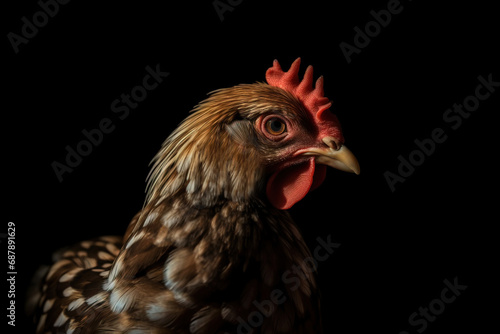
{"left": 322, "top": 137, "right": 342, "bottom": 151}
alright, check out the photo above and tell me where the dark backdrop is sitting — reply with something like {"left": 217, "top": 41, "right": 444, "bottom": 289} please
{"left": 4, "top": 1, "right": 498, "bottom": 333}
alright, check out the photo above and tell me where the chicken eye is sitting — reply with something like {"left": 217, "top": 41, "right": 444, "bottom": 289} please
{"left": 265, "top": 118, "right": 287, "bottom": 135}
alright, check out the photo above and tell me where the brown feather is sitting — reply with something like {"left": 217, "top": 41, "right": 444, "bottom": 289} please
{"left": 30, "top": 82, "right": 324, "bottom": 333}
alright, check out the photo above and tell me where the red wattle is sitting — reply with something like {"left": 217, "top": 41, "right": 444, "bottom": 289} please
{"left": 266, "top": 158, "right": 326, "bottom": 210}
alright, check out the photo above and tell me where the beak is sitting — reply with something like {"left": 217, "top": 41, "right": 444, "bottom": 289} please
{"left": 302, "top": 144, "right": 360, "bottom": 175}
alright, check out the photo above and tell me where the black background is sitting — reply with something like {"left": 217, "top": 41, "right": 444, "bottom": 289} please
{"left": 4, "top": 0, "right": 498, "bottom": 333}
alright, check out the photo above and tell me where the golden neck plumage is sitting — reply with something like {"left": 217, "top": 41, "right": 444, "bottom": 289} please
{"left": 144, "top": 87, "right": 266, "bottom": 209}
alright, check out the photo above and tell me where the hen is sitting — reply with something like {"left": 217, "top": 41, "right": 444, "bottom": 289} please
{"left": 28, "top": 58, "right": 360, "bottom": 333}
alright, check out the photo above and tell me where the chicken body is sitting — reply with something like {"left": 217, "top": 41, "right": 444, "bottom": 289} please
{"left": 32, "top": 198, "right": 319, "bottom": 333}
{"left": 30, "top": 59, "right": 359, "bottom": 333}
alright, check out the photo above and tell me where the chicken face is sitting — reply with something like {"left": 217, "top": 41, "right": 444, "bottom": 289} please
{"left": 253, "top": 109, "right": 359, "bottom": 209}
{"left": 245, "top": 58, "right": 360, "bottom": 209}
{"left": 221, "top": 62, "right": 358, "bottom": 209}
{"left": 251, "top": 92, "right": 359, "bottom": 174}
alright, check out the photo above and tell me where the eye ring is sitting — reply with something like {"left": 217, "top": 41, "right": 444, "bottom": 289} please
{"left": 264, "top": 117, "right": 287, "bottom": 136}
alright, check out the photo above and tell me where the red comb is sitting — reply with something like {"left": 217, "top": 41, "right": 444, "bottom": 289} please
{"left": 265, "top": 58, "right": 333, "bottom": 122}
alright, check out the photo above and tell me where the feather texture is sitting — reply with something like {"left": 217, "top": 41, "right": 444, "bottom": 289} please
{"left": 30, "top": 82, "right": 327, "bottom": 333}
